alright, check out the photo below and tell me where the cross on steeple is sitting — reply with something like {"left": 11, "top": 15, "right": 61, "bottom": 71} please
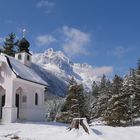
{"left": 22, "top": 28, "right": 26, "bottom": 38}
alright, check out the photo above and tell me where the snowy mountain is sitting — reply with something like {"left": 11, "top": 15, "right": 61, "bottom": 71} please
{"left": 32, "top": 48, "right": 112, "bottom": 96}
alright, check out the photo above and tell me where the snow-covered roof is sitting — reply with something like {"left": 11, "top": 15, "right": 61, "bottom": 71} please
{"left": 5, "top": 55, "right": 48, "bottom": 86}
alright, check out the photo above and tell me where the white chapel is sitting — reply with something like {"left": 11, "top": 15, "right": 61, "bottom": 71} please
{"left": 0, "top": 32, "right": 48, "bottom": 123}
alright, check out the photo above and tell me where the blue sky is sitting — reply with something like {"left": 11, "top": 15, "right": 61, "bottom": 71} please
{"left": 0, "top": 0, "right": 140, "bottom": 77}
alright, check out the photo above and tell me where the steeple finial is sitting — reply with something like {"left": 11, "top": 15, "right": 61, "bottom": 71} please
{"left": 22, "top": 28, "right": 26, "bottom": 38}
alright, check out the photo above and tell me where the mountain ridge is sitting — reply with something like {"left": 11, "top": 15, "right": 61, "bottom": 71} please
{"left": 32, "top": 48, "right": 113, "bottom": 96}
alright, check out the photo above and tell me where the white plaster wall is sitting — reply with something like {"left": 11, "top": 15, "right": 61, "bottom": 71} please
{"left": 0, "top": 95, "right": 2, "bottom": 118}
{"left": 21, "top": 108, "right": 45, "bottom": 121}
{"left": 13, "top": 78, "right": 45, "bottom": 121}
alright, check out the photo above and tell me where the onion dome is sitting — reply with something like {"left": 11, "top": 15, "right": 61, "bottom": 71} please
{"left": 18, "top": 37, "right": 30, "bottom": 53}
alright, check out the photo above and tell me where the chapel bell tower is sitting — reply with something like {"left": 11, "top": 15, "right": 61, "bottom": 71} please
{"left": 15, "top": 29, "right": 32, "bottom": 67}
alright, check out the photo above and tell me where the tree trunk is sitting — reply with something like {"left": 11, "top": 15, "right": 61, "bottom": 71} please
{"left": 68, "top": 118, "right": 90, "bottom": 134}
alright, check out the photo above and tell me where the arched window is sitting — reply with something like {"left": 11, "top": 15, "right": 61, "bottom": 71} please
{"left": 18, "top": 54, "right": 22, "bottom": 60}
{"left": 27, "top": 55, "right": 30, "bottom": 61}
{"left": 35, "top": 93, "right": 38, "bottom": 105}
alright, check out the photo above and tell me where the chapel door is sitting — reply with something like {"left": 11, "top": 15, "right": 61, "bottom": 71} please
{"left": 0, "top": 95, "right": 5, "bottom": 119}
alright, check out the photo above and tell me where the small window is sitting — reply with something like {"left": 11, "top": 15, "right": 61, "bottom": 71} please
{"left": 18, "top": 54, "right": 22, "bottom": 60}
{"left": 35, "top": 93, "right": 38, "bottom": 105}
{"left": 27, "top": 55, "right": 30, "bottom": 61}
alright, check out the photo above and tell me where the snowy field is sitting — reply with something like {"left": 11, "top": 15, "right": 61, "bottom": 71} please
{"left": 0, "top": 122, "right": 140, "bottom": 140}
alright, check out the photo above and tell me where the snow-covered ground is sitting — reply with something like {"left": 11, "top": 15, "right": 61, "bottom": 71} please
{"left": 0, "top": 122, "right": 140, "bottom": 140}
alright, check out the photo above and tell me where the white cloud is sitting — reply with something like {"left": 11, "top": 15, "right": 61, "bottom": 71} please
{"left": 74, "top": 64, "right": 113, "bottom": 83}
{"left": 36, "top": 35, "right": 56, "bottom": 47}
{"left": 36, "top": 0, "right": 55, "bottom": 14}
{"left": 93, "top": 66, "right": 113, "bottom": 76}
{"left": 35, "top": 26, "right": 91, "bottom": 57}
{"left": 61, "top": 26, "right": 90, "bottom": 57}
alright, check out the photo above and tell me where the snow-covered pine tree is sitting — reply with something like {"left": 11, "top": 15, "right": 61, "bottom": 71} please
{"left": 84, "top": 91, "right": 94, "bottom": 121}
{"left": 76, "top": 84, "right": 89, "bottom": 119}
{"left": 111, "top": 68, "right": 137, "bottom": 126}
{"left": 120, "top": 74, "right": 132, "bottom": 124}
{"left": 59, "top": 78, "right": 88, "bottom": 123}
{"left": 2, "top": 33, "right": 18, "bottom": 56}
{"left": 92, "top": 81, "right": 99, "bottom": 97}
{"left": 124, "top": 69, "right": 137, "bottom": 125}
{"left": 112, "top": 74, "right": 123, "bottom": 95}
{"left": 96, "top": 75, "right": 112, "bottom": 118}
{"left": 58, "top": 77, "right": 78, "bottom": 122}
{"left": 90, "top": 81, "right": 99, "bottom": 119}
{"left": 137, "top": 59, "right": 140, "bottom": 70}
{"left": 105, "top": 94, "right": 128, "bottom": 126}
{"left": 104, "top": 74, "right": 125, "bottom": 126}
{"left": 134, "top": 60, "right": 140, "bottom": 119}
{"left": 46, "top": 98, "right": 64, "bottom": 121}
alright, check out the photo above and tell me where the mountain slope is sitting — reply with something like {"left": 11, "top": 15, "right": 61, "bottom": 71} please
{"left": 32, "top": 48, "right": 113, "bottom": 96}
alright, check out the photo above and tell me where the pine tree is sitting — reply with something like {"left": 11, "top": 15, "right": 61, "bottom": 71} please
{"left": 2, "top": 33, "right": 18, "bottom": 56}
{"left": 60, "top": 77, "right": 77, "bottom": 115}
{"left": 59, "top": 79, "right": 88, "bottom": 123}
{"left": 91, "top": 81, "right": 99, "bottom": 118}
{"left": 120, "top": 74, "right": 132, "bottom": 124}
{"left": 104, "top": 74, "right": 125, "bottom": 126}
{"left": 105, "top": 94, "right": 128, "bottom": 126}
{"left": 76, "top": 84, "right": 88, "bottom": 119}
{"left": 97, "top": 75, "right": 111, "bottom": 118}
{"left": 100, "top": 74, "right": 106, "bottom": 89}
{"left": 122, "top": 74, "right": 130, "bottom": 97}
{"left": 84, "top": 91, "right": 93, "bottom": 121}
{"left": 91, "top": 75, "right": 112, "bottom": 120}
{"left": 134, "top": 60, "right": 140, "bottom": 118}
{"left": 92, "top": 81, "right": 99, "bottom": 97}
{"left": 91, "top": 59, "right": 140, "bottom": 126}
{"left": 112, "top": 74, "right": 123, "bottom": 95}
{"left": 91, "top": 81, "right": 99, "bottom": 119}
{"left": 135, "top": 59, "right": 140, "bottom": 94}
{"left": 137, "top": 59, "right": 140, "bottom": 70}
